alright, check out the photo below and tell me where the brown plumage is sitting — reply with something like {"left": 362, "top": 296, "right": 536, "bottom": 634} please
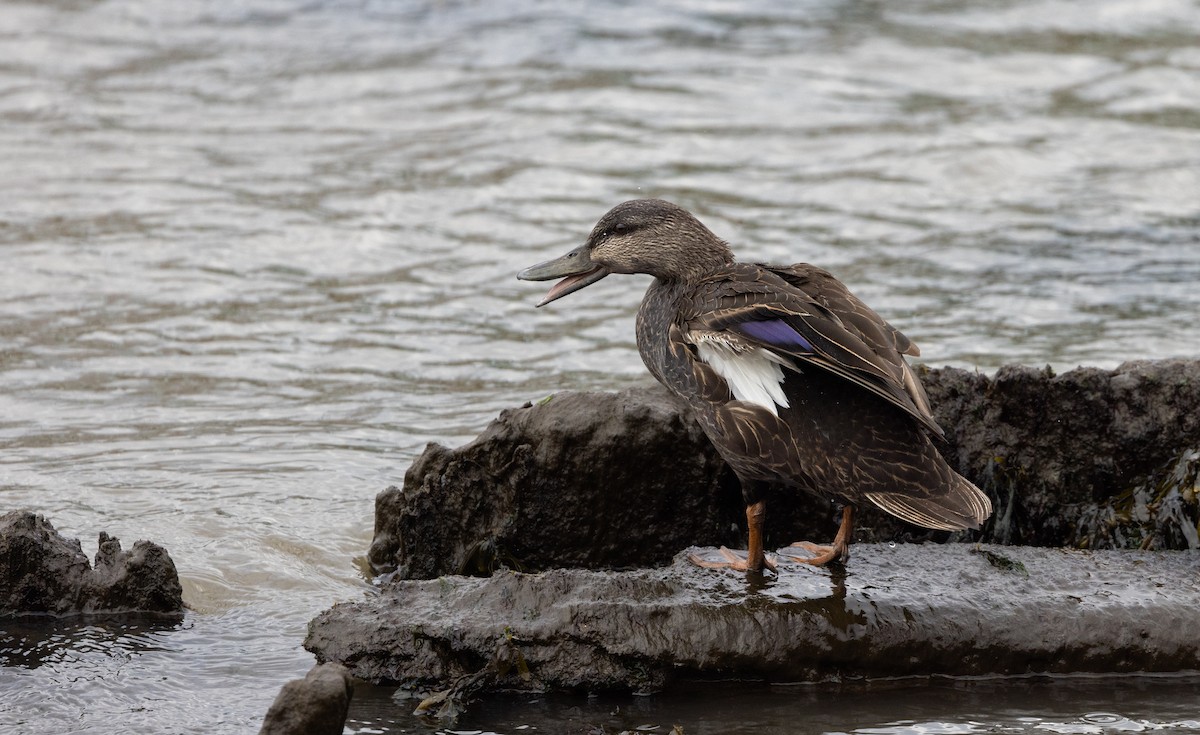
{"left": 518, "top": 199, "right": 992, "bottom": 572}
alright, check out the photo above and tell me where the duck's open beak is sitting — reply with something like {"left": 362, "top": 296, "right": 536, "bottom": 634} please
{"left": 517, "top": 246, "right": 610, "bottom": 307}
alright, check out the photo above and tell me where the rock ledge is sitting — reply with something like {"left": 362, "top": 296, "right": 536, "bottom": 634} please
{"left": 307, "top": 543, "right": 1199, "bottom": 693}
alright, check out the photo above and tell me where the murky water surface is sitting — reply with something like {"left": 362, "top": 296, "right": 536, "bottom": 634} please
{"left": 1, "top": 0, "right": 1198, "bottom": 732}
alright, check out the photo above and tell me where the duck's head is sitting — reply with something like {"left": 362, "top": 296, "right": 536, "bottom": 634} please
{"left": 517, "top": 198, "right": 734, "bottom": 306}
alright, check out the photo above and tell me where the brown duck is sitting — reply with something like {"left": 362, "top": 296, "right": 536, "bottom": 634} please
{"left": 517, "top": 199, "right": 991, "bottom": 572}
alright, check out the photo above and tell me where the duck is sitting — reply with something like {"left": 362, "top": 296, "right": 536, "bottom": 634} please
{"left": 517, "top": 199, "right": 992, "bottom": 572}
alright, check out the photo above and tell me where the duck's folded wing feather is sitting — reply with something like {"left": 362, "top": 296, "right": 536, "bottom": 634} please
{"left": 770, "top": 263, "right": 921, "bottom": 358}
{"left": 771, "top": 263, "right": 939, "bottom": 427}
{"left": 684, "top": 265, "right": 943, "bottom": 437}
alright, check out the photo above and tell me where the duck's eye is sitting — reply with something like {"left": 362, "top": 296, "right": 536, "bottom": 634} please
{"left": 613, "top": 223, "right": 630, "bottom": 234}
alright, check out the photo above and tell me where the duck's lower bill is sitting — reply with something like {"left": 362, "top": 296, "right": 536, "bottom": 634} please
{"left": 534, "top": 266, "right": 608, "bottom": 306}
{"left": 517, "top": 250, "right": 610, "bottom": 306}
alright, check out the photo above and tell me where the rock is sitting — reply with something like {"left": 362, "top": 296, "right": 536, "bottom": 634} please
{"left": 315, "top": 360, "right": 1200, "bottom": 702}
{"left": 370, "top": 361, "right": 1200, "bottom": 579}
{"left": 259, "top": 662, "right": 353, "bottom": 735}
{"left": 306, "top": 544, "right": 1200, "bottom": 692}
{"left": 369, "top": 387, "right": 742, "bottom": 579}
{"left": 0, "top": 511, "right": 183, "bottom": 615}
{"left": 921, "top": 360, "right": 1200, "bottom": 550}
{"left": 1, "top": 511, "right": 92, "bottom": 613}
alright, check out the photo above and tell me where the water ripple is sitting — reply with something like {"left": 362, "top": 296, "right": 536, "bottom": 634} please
{"left": 2, "top": 1, "right": 1199, "bottom": 732}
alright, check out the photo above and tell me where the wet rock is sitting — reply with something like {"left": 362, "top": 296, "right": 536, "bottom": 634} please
{"left": 371, "top": 360, "right": 1200, "bottom": 580}
{"left": 321, "top": 361, "right": 1200, "bottom": 701}
{"left": 369, "top": 387, "right": 742, "bottom": 579}
{"left": 0, "top": 511, "right": 183, "bottom": 615}
{"left": 259, "top": 662, "right": 353, "bottom": 735}
{"left": 307, "top": 544, "right": 1200, "bottom": 692}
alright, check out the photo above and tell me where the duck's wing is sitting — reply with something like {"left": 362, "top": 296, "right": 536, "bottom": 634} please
{"left": 771, "top": 264, "right": 921, "bottom": 358}
{"left": 771, "top": 263, "right": 938, "bottom": 428}
{"left": 683, "top": 263, "right": 943, "bottom": 437}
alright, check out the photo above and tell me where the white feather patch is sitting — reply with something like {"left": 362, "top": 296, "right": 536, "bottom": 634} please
{"left": 695, "top": 338, "right": 791, "bottom": 417}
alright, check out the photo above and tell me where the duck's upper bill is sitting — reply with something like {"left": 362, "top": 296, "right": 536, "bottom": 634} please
{"left": 516, "top": 246, "right": 610, "bottom": 307}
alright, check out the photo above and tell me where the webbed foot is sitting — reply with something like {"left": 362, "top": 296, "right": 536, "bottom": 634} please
{"left": 775, "top": 505, "right": 856, "bottom": 567}
{"left": 776, "top": 540, "right": 848, "bottom": 566}
{"left": 688, "top": 546, "right": 778, "bottom": 573}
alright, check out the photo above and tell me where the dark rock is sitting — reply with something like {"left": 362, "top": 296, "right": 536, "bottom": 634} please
{"left": 921, "top": 360, "right": 1200, "bottom": 549}
{"left": 307, "top": 544, "right": 1200, "bottom": 692}
{"left": 259, "top": 662, "right": 353, "bottom": 735}
{"left": 0, "top": 511, "right": 183, "bottom": 615}
{"left": 371, "top": 360, "right": 1200, "bottom": 580}
{"left": 0, "top": 511, "right": 92, "bottom": 614}
{"left": 369, "top": 387, "right": 742, "bottom": 579}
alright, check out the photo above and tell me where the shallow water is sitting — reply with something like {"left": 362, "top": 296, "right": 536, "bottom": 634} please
{"left": 0, "top": 0, "right": 1198, "bottom": 732}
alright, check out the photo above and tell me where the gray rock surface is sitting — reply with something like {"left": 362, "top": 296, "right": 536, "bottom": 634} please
{"left": 0, "top": 510, "right": 183, "bottom": 615}
{"left": 259, "top": 662, "right": 354, "bottom": 735}
{"left": 307, "top": 544, "right": 1200, "bottom": 692}
{"left": 371, "top": 360, "right": 1200, "bottom": 580}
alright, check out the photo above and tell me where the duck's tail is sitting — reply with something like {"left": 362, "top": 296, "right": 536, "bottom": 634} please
{"left": 864, "top": 471, "right": 992, "bottom": 531}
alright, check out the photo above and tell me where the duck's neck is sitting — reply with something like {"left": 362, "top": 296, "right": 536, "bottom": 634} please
{"left": 667, "top": 240, "right": 734, "bottom": 283}
{"left": 635, "top": 277, "right": 694, "bottom": 394}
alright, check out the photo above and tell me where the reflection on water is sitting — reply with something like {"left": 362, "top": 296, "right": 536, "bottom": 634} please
{"left": 0, "top": 614, "right": 182, "bottom": 671}
{"left": 1, "top": 0, "right": 1199, "bottom": 732}
{"left": 345, "top": 676, "right": 1200, "bottom": 735}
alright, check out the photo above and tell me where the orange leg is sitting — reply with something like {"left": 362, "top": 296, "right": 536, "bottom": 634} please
{"left": 779, "top": 505, "right": 855, "bottom": 566}
{"left": 689, "top": 500, "right": 777, "bottom": 573}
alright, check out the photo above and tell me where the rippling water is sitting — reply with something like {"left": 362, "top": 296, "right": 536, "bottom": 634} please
{"left": 1, "top": 0, "right": 1198, "bottom": 732}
